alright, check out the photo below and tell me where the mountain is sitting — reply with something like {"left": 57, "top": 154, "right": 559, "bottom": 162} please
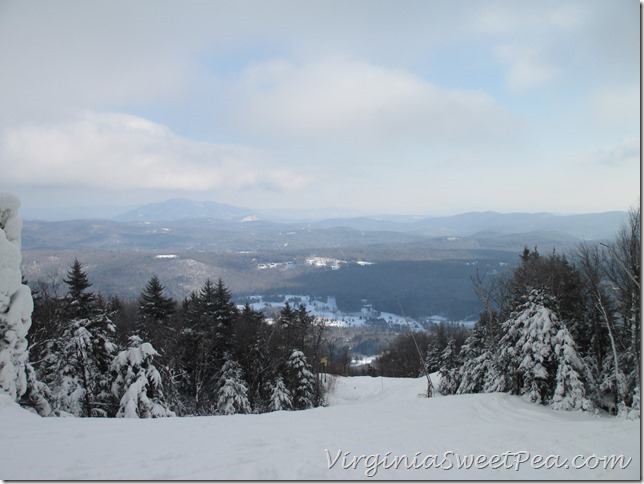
{"left": 114, "top": 198, "right": 256, "bottom": 222}
{"left": 20, "top": 199, "right": 628, "bottom": 321}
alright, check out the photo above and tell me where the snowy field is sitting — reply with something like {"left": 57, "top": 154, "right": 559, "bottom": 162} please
{"left": 245, "top": 294, "right": 428, "bottom": 330}
{"left": 0, "top": 375, "right": 639, "bottom": 480}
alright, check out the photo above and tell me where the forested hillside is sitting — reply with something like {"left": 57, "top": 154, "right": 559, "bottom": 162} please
{"left": 1, "top": 193, "right": 640, "bottom": 421}
{"left": 376, "top": 207, "right": 640, "bottom": 417}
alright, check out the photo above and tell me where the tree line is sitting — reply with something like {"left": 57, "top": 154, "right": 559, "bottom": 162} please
{"left": 24, "top": 263, "right": 327, "bottom": 417}
{"left": 375, "top": 206, "right": 640, "bottom": 417}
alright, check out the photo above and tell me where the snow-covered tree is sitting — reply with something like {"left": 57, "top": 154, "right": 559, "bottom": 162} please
{"left": 111, "top": 336, "right": 174, "bottom": 418}
{"left": 438, "top": 338, "right": 461, "bottom": 395}
{"left": 550, "top": 328, "right": 593, "bottom": 411}
{"left": 0, "top": 193, "right": 51, "bottom": 414}
{"left": 285, "top": 349, "right": 315, "bottom": 410}
{"left": 456, "top": 315, "right": 494, "bottom": 395}
{"left": 52, "top": 313, "right": 118, "bottom": 417}
{"left": 215, "top": 357, "right": 251, "bottom": 415}
{"left": 496, "top": 290, "right": 591, "bottom": 408}
{"left": 268, "top": 376, "right": 292, "bottom": 412}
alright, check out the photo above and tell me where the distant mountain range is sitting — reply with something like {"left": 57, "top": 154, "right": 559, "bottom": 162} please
{"left": 115, "top": 198, "right": 626, "bottom": 241}
{"left": 19, "top": 198, "right": 629, "bottom": 322}
{"left": 22, "top": 197, "right": 627, "bottom": 246}
{"left": 114, "top": 198, "right": 255, "bottom": 222}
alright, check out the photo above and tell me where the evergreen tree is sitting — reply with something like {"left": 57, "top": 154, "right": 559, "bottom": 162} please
{"left": 285, "top": 350, "right": 315, "bottom": 410}
{"left": 52, "top": 311, "right": 119, "bottom": 417}
{"left": 551, "top": 328, "right": 593, "bottom": 411}
{"left": 62, "top": 259, "right": 96, "bottom": 319}
{"left": 456, "top": 314, "right": 494, "bottom": 394}
{"left": 438, "top": 337, "right": 461, "bottom": 395}
{"left": 268, "top": 376, "right": 292, "bottom": 411}
{"left": 0, "top": 193, "right": 49, "bottom": 412}
{"left": 277, "top": 302, "right": 298, "bottom": 350}
{"left": 495, "top": 289, "right": 591, "bottom": 407}
{"left": 178, "top": 279, "right": 240, "bottom": 415}
{"left": 111, "top": 336, "right": 174, "bottom": 418}
{"left": 178, "top": 290, "right": 216, "bottom": 415}
{"left": 137, "top": 275, "right": 176, "bottom": 332}
{"left": 233, "top": 303, "right": 271, "bottom": 411}
{"left": 210, "top": 279, "right": 239, "bottom": 366}
{"left": 215, "top": 357, "right": 251, "bottom": 415}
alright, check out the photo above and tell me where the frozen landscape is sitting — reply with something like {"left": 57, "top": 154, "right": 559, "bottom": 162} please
{"left": 0, "top": 374, "right": 639, "bottom": 480}
{"left": 244, "top": 294, "right": 430, "bottom": 330}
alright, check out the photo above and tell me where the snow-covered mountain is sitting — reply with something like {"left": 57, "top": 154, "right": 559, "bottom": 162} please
{"left": 0, "top": 375, "right": 638, "bottom": 479}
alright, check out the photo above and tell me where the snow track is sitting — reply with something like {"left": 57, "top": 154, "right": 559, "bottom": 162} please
{"left": 0, "top": 378, "right": 639, "bottom": 480}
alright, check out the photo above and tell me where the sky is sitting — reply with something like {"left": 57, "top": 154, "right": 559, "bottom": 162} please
{"left": 0, "top": 0, "right": 640, "bottom": 217}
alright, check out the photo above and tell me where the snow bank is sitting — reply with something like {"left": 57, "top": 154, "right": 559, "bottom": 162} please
{"left": 0, "top": 376, "right": 638, "bottom": 480}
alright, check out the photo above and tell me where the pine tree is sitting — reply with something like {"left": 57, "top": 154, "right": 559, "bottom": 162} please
{"left": 438, "top": 338, "right": 461, "bottom": 395}
{"left": 551, "top": 328, "right": 593, "bottom": 411}
{"left": 45, "top": 263, "right": 119, "bottom": 417}
{"left": 456, "top": 315, "right": 492, "bottom": 394}
{"left": 233, "top": 303, "right": 271, "bottom": 411}
{"left": 215, "top": 357, "right": 251, "bottom": 415}
{"left": 285, "top": 350, "right": 315, "bottom": 410}
{"left": 178, "top": 279, "right": 240, "bottom": 415}
{"left": 137, "top": 275, "right": 176, "bottom": 332}
{"left": 268, "top": 376, "right": 292, "bottom": 412}
{"left": 496, "top": 289, "right": 591, "bottom": 408}
{"left": 111, "top": 336, "right": 174, "bottom": 418}
{"left": 52, "top": 311, "right": 119, "bottom": 417}
{"left": 62, "top": 259, "right": 96, "bottom": 319}
{"left": 210, "top": 279, "right": 238, "bottom": 365}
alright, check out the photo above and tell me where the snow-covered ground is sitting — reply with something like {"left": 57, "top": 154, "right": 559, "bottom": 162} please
{"left": 244, "top": 294, "right": 427, "bottom": 330}
{"left": 0, "top": 375, "right": 639, "bottom": 480}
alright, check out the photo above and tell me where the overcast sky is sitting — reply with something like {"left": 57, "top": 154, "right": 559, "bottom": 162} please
{"left": 0, "top": 0, "right": 640, "bottom": 217}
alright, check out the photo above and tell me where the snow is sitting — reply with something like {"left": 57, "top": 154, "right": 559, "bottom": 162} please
{"left": 0, "top": 375, "right": 639, "bottom": 480}
{"left": 0, "top": 193, "right": 33, "bottom": 401}
{"left": 245, "top": 294, "right": 425, "bottom": 330}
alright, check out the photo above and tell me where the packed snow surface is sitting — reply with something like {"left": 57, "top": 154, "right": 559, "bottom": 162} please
{"left": 0, "top": 376, "right": 639, "bottom": 480}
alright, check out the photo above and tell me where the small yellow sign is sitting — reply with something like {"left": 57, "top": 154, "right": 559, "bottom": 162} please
{"left": 320, "top": 357, "right": 328, "bottom": 365}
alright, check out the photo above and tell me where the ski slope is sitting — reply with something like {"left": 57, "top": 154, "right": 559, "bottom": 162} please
{"left": 0, "top": 376, "right": 639, "bottom": 480}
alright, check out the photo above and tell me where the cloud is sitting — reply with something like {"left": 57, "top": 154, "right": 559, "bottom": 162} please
{"left": 591, "top": 88, "right": 640, "bottom": 127}
{"left": 494, "top": 45, "right": 558, "bottom": 91}
{"left": 1, "top": 111, "right": 309, "bottom": 193}
{"left": 582, "top": 139, "right": 640, "bottom": 167}
{"left": 226, "top": 58, "right": 514, "bottom": 146}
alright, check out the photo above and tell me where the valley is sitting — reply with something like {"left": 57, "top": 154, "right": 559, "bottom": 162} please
{"left": 20, "top": 200, "right": 627, "bottom": 338}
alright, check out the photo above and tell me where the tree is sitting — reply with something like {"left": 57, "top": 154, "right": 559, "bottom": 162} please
{"left": 232, "top": 303, "right": 272, "bottom": 411}
{"left": 111, "top": 336, "right": 174, "bottom": 418}
{"left": 550, "top": 328, "right": 593, "bottom": 411}
{"left": 284, "top": 350, "right": 315, "bottom": 410}
{"left": 178, "top": 279, "right": 240, "bottom": 415}
{"left": 51, "top": 310, "right": 119, "bottom": 417}
{"left": 457, "top": 312, "right": 496, "bottom": 395}
{"left": 215, "top": 357, "right": 251, "bottom": 415}
{"left": 604, "top": 204, "right": 640, "bottom": 409}
{"left": 495, "top": 290, "right": 591, "bottom": 407}
{"left": 137, "top": 275, "right": 176, "bottom": 333}
{"left": 268, "top": 376, "right": 292, "bottom": 412}
{"left": 438, "top": 338, "right": 461, "bottom": 395}
{"left": 62, "top": 259, "right": 96, "bottom": 319}
{"left": 0, "top": 193, "right": 53, "bottom": 415}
